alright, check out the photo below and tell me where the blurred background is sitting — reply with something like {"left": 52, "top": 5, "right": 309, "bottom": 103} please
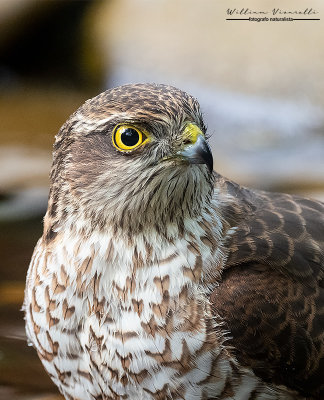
{"left": 0, "top": 0, "right": 323, "bottom": 398}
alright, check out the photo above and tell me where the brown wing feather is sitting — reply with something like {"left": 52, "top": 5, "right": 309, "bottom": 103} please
{"left": 211, "top": 182, "right": 324, "bottom": 398}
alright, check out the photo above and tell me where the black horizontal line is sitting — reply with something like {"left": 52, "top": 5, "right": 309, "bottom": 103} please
{"left": 226, "top": 18, "right": 320, "bottom": 21}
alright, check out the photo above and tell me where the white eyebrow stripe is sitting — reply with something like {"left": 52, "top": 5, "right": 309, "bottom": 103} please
{"left": 73, "top": 112, "right": 135, "bottom": 134}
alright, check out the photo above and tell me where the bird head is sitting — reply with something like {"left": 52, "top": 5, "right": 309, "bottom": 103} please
{"left": 48, "top": 84, "right": 214, "bottom": 237}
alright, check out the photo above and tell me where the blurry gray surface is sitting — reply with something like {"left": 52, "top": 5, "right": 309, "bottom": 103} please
{"left": 0, "top": 187, "right": 48, "bottom": 221}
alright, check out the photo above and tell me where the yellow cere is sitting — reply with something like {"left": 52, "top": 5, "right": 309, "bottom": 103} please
{"left": 182, "top": 123, "right": 203, "bottom": 145}
{"left": 112, "top": 124, "right": 150, "bottom": 152}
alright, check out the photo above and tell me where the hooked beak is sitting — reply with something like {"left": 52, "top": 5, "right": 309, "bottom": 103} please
{"left": 177, "top": 134, "right": 214, "bottom": 173}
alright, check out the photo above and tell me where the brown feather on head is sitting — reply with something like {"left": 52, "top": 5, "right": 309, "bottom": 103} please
{"left": 45, "top": 84, "right": 214, "bottom": 238}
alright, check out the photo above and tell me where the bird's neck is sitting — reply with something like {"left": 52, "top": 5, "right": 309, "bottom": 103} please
{"left": 44, "top": 201, "right": 230, "bottom": 292}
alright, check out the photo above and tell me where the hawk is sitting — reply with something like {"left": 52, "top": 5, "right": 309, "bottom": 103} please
{"left": 24, "top": 84, "right": 324, "bottom": 400}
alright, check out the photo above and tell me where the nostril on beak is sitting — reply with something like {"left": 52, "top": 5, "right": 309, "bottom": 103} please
{"left": 183, "top": 138, "right": 192, "bottom": 145}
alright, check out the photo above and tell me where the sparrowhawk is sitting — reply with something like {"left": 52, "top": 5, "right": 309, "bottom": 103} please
{"left": 24, "top": 84, "right": 324, "bottom": 400}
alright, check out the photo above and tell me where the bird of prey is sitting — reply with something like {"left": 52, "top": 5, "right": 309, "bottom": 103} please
{"left": 24, "top": 84, "right": 324, "bottom": 400}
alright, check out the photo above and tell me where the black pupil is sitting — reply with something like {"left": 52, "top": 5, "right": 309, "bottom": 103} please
{"left": 121, "top": 128, "right": 139, "bottom": 146}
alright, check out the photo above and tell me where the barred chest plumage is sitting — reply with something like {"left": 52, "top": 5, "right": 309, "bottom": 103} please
{"left": 25, "top": 213, "right": 297, "bottom": 400}
{"left": 24, "top": 83, "right": 321, "bottom": 400}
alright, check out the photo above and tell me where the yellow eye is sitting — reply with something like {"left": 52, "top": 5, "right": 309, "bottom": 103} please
{"left": 112, "top": 125, "right": 148, "bottom": 151}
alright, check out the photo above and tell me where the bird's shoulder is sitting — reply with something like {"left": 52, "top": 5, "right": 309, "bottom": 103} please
{"left": 216, "top": 176, "right": 324, "bottom": 282}
{"left": 210, "top": 177, "right": 324, "bottom": 398}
